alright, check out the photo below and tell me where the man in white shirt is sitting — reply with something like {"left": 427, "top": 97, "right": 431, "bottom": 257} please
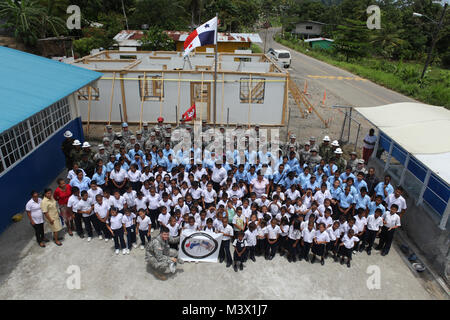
{"left": 362, "top": 128, "right": 377, "bottom": 164}
{"left": 217, "top": 217, "right": 234, "bottom": 267}
{"left": 377, "top": 204, "right": 401, "bottom": 256}
{"left": 211, "top": 163, "right": 227, "bottom": 191}
{"left": 386, "top": 186, "right": 407, "bottom": 217}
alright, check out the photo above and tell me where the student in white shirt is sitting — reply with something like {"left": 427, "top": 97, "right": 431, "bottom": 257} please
{"left": 107, "top": 206, "right": 127, "bottom": 255}
{"left": 353, "top": 208, "right": 367, "bottom": 252}
{"left": 122, "top": 208, "right": 137, "bottom": 254}
{"left": 256, "top": 220, "right": 268, "bottom": 257}
{"left": 167, "top": 216, "right": 180, "bottom": 250}
{"left": 127, "top": 164, "right": 142, "bottom": 191}
{"left": 244, "top": 222, "right": 257, "bottom": 262}
{"left": 326, "top": 221, "right": 341, "bottom": 261}
{"left": 111, "top": 190, "right": 127, "bottom": 212}
{"left": 311, "top": 223, "right": 330, "bottom": 265}
{"left": 377, "top": 204, "right": 401, "bottom": 256}
{"left": 287, "top": 220, "right": 302, "bottom": 263}
{"left": 136, "top": 209, "right": 151, "bottom": 249}
{"left": 93, "top": 194, "right": 111, "bottom": 241}
{"left": 300, "top": 222, "right": 315, "bottom": 262}
{"left": 87, "top": 181, "right": 103, "bottom": 203}
{"left": 232, "top": 231, "right": 247, "bottom": 272}
{"left": 123, "top": 184, "right": 137, "bottom": 211}
{"left": 362, "top": 208, "right": 384, "bottom": 255}
{"left": 67, "top": 186, "right": 83, "bottom": 238}
{"left": 157, "top": 206, "right": 171, "bottom": 229}
{"left": 279, "top": 217, "right": 290, "bottom": 257}
{"left": 338, "top": 229, "right": 359, "bottom": 268}
{"left": 202, "top": 183, "right": 217, "bottom": 209}
{"left": 147, "top": 187, "right": 161, "bottom": 229}
{"left": 265, "top": 218, "right": 281, "bottom": 260}
{"left": 218, "top": 217, "right": 234, "bottom": 267}
{"left": 385, "top": 186, "right": 407, "bottom": 217}
{"left": 183, "top": 216, "right": 198, "bottom": 231}
{"left": 76, "top": 190, "right": 98, "bottom": 241}
{"left": 110, "top": 163, "right": 128, "bottom": 194}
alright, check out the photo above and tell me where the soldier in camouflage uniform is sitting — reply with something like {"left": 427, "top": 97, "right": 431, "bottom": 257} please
{"left": 142, "top": 122, "right": 151, "bottom": 140}
{"left": 153, "top": 117, "right": 165, "bottom": 134}
{"left": 334, "top": 148, "right": 347, "bottom": 173}
{"left": 121, "top": 123, "right": 133, "bottom": 145}
{"left": 102, "top": 137, "right": 114, "bottom": 156}
{"left": 348, "top": 151, "right": 359, "bottom": 173}
{"left": 93, "top": 145, "right": 109, "bottom": 164}
{"left": 307, "top": 147, "right": 322, "bottom": 171}
{"left": 125, "top": 135, "right": 137, "bottom": 152}
{"left": 145, "top": 132, "right": 160, "bottom": 151}
{"left": 69, "top": 140, "right": 83, "bottom": 166}
{"left": 81, "top": 142, "right": 95, "bottom": 161}
{"left": 103, "top": 125, "right": 116, "bottom": 143}
{"left": 112, "top": 140, "right": 122, "bottom": 156}
{"left": 145, "top": 227, "right": 183, "bottom": 280}
{"left": 319, "top": 136, "right": 333, "bottom": 163}
{"left": 284, "top": 134, "right": 301, "bottom": 155}
{"left": 135, "top": 130, "right": 145, "bottom": 150}
{"left": 298, "top": 141, "right": 311, "bottom": 164}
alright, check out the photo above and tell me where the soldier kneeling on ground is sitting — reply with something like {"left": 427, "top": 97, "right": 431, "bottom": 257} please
{"left": 145, "top": 226, "right": 184, "bottom": 280}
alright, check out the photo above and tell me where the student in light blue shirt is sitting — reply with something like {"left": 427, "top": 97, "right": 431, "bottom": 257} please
{"left": 282, "top": 171, "right": 298, "bottom": 190}
{"left": 341, "top": 177, "right": 359, "bottom": 199}
{"left": 128, "top": 145, "right": 144, "bottom": 160}
{"left": 70, "top": 169, "right": 91, "bottom": 192}
{"left": 298, "top": 167, "right": 311, "bottom": 189}
{"left": 272, "top": 165, "right": 287, "bottom": 187}
{"left": 166, "top": 154, "right": 177, "bottom": 173}
{"left": 106, "top": 154, "right": 116, "bottom": 173}
{"left": 304, "top": 175, "right": 320, "bottom": 192}
{"left": 354, "top": 187, "right": 371, "bottom": 212}
{"left": 324, "top": 160, "right": 338, "bottom": 177}
{"left": 261, "top": 163, "right": 273, "bottom": 180}
{"left": 287, "top": 151, "right": 299, "bottom": 170}
{"left": 354, "top": 172, "right": 368, "bottom": 194}
{"left": 162, "top": 143, "right": 174, "bottom": 158}
{"left": 156, "top": 150, "right": 168, "bottom": 168}
{"left": 246, "top": 166, "right": 258, "bottom": 185}
{"left": 374, "top": 175, "right": 394, "bottom": 200}
{"left": 234, "top": 164, "right": 247, "bottom": 182}
{"left": 338, "top": 186, "right": 355, "bottom": 215}
{"left": 329, "top": 180, "right": 342, "bottom": 200}
{"left": 339, "top": 166, "right": 356, "bottom": 183}
{"left": 368, "top": 195, "right": 386, "bottom": 216}
{"left": 92, "top": 165, "right": 107, "bottom": 187}
{"left": 327, "top": 171, "right": 342, "bottom": 187}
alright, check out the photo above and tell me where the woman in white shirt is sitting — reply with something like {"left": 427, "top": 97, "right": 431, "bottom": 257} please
{"left": 127, "top": 164, "right": 142, "bottom": 191}
{"left": 25, "top": 191, "right": 46, "bottom": 247}
{"left": 110, "top": 163, "right": 128, "bottom": 194}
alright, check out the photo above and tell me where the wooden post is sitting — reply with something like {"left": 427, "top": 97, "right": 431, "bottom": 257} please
{"left": 159, "top": 72, "right": 164, "bottom": 118}
{"left": 139, "top": 72, "right": 146, "bottom": 130}
{"left": 248, "top": 74, "right": 252, "bottom": 128}
{"left": 221, "top": 73, "right": 225, "bottom": 125}
{"left": 108, "top": 72, "right": 116, "bottom": 124}
{"left": 200, "top": 72, "right": 204, "bottom": 122}
{"left": 177, "top": 71, "right": 181, "bottom": 123}
{"left": 87, "top": 86, "right": 92, "bottom": 136}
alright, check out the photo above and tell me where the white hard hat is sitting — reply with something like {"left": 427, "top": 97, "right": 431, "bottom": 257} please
{"left": 64, "top": 130, "right": 73, "bottom": 138}
{"left": 82, "top": 142, "right": 91, "bottom": 148}
{"left": 334, "top": 148, "right": 343, "bottom": 154}
{"left": 331, "top": 140, "right": 339, "bottom": 147}
{"left": 72, "top": 139, "right": 81, "bottom": 146}
{"left": 323, "top": 135, "right": 330, "bottom": 141}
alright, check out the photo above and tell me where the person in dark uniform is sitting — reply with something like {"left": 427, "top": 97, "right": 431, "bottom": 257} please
{"left": 62, "top": 131, "right": 74, "bottom": 169}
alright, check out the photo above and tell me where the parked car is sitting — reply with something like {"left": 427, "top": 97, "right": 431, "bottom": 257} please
{"left": 267, "top": 48, "right": 291, "bottom": 68}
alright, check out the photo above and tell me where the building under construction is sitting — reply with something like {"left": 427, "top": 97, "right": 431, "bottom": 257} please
{"left": 69, "top": 50, "right": 292, "bottom": 127}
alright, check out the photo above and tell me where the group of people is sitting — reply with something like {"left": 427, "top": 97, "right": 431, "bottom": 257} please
{"left": 25, "top": 118, "right": 407, "bottom": 278}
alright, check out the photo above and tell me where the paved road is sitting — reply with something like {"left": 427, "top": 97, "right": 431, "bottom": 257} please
{"left": 260, "top": 28, "right": 417, "bottom": 108}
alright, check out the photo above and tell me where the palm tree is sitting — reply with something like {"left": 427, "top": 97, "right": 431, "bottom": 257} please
{"left": 0, "top": 0, "right": 65, "bottom": 46}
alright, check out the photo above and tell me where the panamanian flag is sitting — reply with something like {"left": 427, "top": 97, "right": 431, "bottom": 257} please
{"left": 183, "top": 17, "right": 218, "bottom": 56}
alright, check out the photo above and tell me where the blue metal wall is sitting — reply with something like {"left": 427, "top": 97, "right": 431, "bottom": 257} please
{"left": 0, "top": 117, "right": 84, "bottom": 233}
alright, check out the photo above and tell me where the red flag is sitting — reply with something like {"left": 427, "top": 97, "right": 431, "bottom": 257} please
{"left": 181, "top": 103, "right": 196, "bottom": 121}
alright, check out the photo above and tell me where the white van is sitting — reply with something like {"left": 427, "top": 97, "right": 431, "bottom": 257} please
{"left": 267, "top": 48, "right": 291, "bottom": 68}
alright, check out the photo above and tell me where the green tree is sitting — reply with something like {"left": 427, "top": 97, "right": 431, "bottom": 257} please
{"left": 140, "top": 27, "right": 176, "bottom": 51}
{"left": 129, "top": 0, "right": 188, "bottom": 30}
{"left": 0, "top": 0, "right": 66, "bottom": 46}
{"left": 333, "top": 18, "right": 370, "bottom": 61}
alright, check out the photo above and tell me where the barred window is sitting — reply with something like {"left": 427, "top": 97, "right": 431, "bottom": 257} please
{"left": 0, "top": 98, "right": 71, "bottom": 175}
{"left": 240, "top": 77, "right": 265, "bottom": 104}
{"left": 138, "top": 75, "right": 164, "bottom": 101}
{"left": 77, "top": 86, "right": 100, "bottom": 100}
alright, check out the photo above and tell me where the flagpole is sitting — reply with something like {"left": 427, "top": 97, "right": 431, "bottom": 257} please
{"left": 213, "top": 13, "right": 218, "bottom": 129}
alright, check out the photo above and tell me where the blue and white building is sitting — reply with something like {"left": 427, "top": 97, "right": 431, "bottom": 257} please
{"left": 0, "top": 46, "right": 101, "bottom": 232}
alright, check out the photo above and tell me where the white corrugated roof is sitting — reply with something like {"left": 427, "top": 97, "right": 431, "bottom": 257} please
{"left": 356, "top": 102, "right": 450, "bottom": 185}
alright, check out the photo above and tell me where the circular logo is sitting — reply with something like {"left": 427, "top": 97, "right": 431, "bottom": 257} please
{"left": 181, "top": 232, "right": 219, "bottom": 259}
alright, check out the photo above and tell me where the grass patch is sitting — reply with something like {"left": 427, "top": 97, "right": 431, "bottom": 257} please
{"left": 275, "top": 35, "right": 450, "bottom": 109}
